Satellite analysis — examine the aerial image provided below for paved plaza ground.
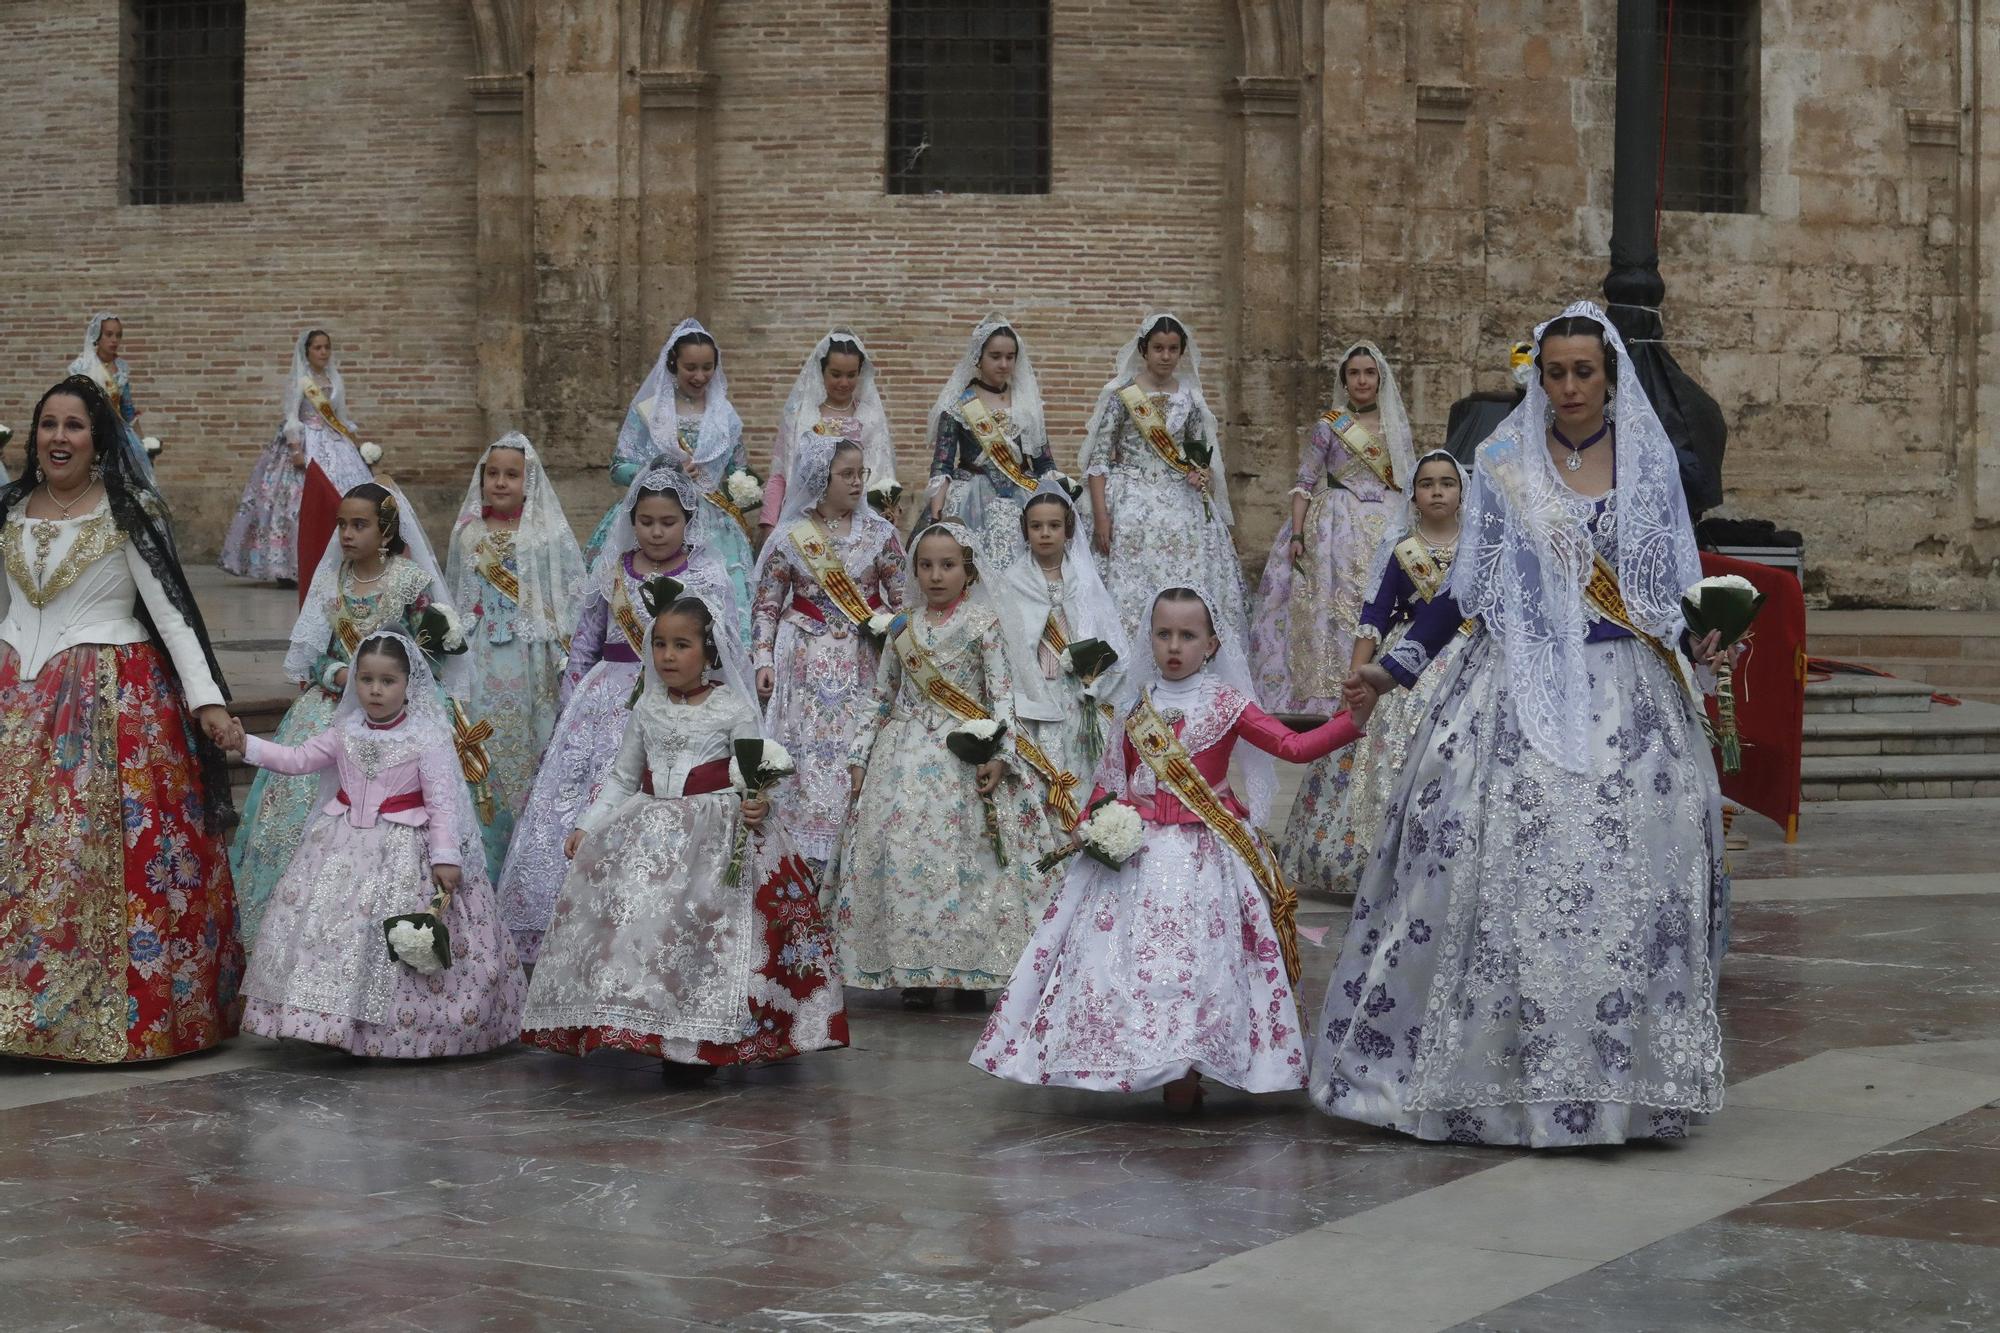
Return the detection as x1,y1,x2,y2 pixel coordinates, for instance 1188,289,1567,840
2,573,1995,1332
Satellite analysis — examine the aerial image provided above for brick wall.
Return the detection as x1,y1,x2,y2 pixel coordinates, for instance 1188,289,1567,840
0,0,480,554
702,0,1231,488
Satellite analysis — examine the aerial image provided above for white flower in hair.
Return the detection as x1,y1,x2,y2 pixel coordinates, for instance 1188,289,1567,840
360,441,384,466
726,469,763,509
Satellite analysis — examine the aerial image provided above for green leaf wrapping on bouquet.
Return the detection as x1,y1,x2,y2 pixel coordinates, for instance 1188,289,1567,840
1065,638,1119,685
381,912,453,970
1055,474,1085,504
867,480,904,512
1680,586,1767,647
408,606,467,659
638,575,687,620
944,720,1010,767
1183,435,1214,470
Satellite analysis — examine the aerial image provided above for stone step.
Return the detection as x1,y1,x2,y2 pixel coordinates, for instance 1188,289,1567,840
1801,699,2000,756
1826,656,2000,691
1803,674,1936,715
1801,751,2000,802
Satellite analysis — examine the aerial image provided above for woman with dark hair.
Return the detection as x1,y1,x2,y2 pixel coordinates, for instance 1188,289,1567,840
763,328,898,539
0,375,243,1062
222,327,363,586
1311,301,1732,1147
66,314,148,473
230,480,465,945
921,314,1056,545
1248,341,1417,713
588,319,752,625
1079,313,1249,648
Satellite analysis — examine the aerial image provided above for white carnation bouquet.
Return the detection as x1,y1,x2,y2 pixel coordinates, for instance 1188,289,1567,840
866,476,904,513
141,435,163,459
865,610,899,642
946,718,1011,867
0,423,12,449
359,441,384,466
726,467,764,511
1682,572,1767,773
726,737,795,885
382,884,453,974
1037,797,1145,874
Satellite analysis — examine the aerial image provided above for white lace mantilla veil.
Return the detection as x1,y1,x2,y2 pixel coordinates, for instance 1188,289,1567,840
990,477,1127,715
614,317,739,484
1334,339,1417,492
67,310,154,483
1094,581,1275,825
772,327,892,488
634,590,759,735
587,460,738,612
1444,297,1703,774
282,325,348,444
922,313,1049,503
445,432,587,645
327,628,486,875
1359,448,1467,608
905,517,1061,726
750,429,897,595
1081,311,1233,525
287,480,468,696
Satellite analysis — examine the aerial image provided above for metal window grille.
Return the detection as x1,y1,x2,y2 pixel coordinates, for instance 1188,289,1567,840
1658,0,1759,214
125,0,245,205
887,0,1050,195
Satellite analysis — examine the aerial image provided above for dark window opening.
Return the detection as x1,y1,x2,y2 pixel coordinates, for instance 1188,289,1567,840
125,0,245,206
888,0,1050,195
1659,0,1759,214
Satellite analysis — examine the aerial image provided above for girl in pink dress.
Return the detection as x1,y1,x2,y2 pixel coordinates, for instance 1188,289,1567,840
233,629,526,1057
972,584,1368,1111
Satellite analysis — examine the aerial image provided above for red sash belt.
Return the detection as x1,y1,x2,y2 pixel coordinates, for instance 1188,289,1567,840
638,757,733,798
336,788,426,815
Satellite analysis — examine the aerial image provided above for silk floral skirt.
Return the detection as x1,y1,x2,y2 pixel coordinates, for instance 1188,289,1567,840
972,821,1308,1093
230,685,341,947
243,815,525,1057
1307,634,1729,1147
220,430,306,582
520,791,847,1066
0,642,243,1063
1247,486,1396,713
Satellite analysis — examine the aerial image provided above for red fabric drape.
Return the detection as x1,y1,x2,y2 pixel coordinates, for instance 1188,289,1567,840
296,463,342,607
1700,551,1806,841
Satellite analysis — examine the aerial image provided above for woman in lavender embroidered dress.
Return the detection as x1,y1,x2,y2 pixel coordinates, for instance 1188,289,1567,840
1310,302,1732,1148
496,464,737,962
1081,313,1248,649
751,434,904,878
972,584,1366,1111
761,329,899,542
444,433,585,879
1248,342,1415,713
920,314,1055,548
221,328,336,585
586,320,753,631
233,630,525,1057
1281,450,1466,896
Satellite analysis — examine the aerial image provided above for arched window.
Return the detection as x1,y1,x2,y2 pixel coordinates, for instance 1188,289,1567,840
887,0,1051,195
124,0,246,206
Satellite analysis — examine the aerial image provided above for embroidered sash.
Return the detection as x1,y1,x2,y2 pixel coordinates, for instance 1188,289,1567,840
300,377,363,449
1039,607,1070,659
1322,409,1398,491
893,619,1080,824
610,572,649,657
1124,691,1301,984
475,531,521,606
1583,555,1689,693
1391,535,1451,602
788,519,877,628
960,397,1035,491
1117,384,1195,481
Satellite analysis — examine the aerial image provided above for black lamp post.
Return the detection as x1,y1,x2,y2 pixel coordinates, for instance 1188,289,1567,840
1604,0,1727,517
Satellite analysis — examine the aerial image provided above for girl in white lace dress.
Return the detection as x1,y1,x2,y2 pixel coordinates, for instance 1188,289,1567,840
1081,313,1249,647
521,593,847,1078
834,520,1062,1010
972,585,1365,1111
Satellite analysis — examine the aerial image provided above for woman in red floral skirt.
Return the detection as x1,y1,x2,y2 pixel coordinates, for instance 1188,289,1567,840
0,375,243,1062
